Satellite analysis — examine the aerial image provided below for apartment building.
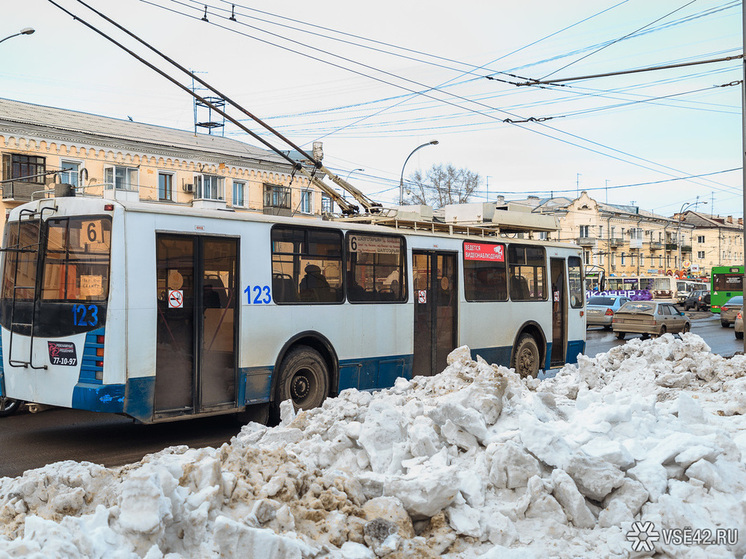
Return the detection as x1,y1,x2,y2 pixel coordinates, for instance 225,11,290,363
505,191,742,278
0,98,329,228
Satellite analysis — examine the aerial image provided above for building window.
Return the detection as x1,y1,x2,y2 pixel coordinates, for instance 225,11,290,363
697,251,705,259
697,235,705,243
2,153,46,184
621,252,626,266
579,225,589,237
264,184,291,209
60,160,80,188
233,181,245,207
104,166,138,190
321,194,333,213
158,173,173,201
640,254,645,266
299,189,313,214
195,174,223,200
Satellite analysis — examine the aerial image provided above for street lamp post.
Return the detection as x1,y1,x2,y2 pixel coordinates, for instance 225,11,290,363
345,168,364,182
399,140,438,206
0,27,35,46
677,201,706,274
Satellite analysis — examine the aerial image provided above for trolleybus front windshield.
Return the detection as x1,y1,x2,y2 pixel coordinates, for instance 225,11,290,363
1,216,112,336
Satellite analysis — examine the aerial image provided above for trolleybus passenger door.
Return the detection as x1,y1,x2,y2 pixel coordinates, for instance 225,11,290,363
155,235,237,417
550,258,567,367
412,251,458,377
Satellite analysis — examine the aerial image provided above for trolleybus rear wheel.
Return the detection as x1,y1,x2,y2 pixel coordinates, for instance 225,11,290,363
511,334,540,378
0,397,23,417
273,345,329,420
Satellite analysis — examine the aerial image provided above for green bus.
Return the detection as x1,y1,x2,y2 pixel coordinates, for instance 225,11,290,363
710,266,744,313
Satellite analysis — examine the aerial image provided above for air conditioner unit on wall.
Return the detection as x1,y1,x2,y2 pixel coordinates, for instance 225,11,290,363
183,181,194,193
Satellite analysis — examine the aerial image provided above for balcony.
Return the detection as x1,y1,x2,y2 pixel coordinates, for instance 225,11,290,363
665,243,678,252
576,236,597,248
608,237,624,248
2,180,45,202
649,241,663,251
629,238,643,250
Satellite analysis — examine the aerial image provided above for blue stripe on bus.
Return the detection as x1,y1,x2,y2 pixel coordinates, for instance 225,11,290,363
240,367,272,405
72,382,125,413
566,340,585,364
470,346,513,368
0,336,4,398
124,376,155,422
338,355,412,391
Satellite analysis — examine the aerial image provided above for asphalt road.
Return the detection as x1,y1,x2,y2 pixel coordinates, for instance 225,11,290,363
2,310,740,478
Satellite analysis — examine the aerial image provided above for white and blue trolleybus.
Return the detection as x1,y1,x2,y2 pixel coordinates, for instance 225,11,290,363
0,196,586,423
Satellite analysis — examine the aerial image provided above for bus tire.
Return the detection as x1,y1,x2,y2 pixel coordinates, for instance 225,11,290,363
272,345,329,420
0,397,23,417
511,335,540,379
616,332,625,340
721,320,730,328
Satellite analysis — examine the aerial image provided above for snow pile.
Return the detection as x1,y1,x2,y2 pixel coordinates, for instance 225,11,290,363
0,333,745,558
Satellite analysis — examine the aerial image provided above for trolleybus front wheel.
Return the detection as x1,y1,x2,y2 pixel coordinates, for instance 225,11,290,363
511,334,540,378
272,345,329,421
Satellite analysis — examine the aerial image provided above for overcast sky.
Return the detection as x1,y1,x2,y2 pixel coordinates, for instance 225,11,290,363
2,0,742,217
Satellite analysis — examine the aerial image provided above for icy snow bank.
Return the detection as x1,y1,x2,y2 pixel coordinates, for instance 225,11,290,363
0,333,745,558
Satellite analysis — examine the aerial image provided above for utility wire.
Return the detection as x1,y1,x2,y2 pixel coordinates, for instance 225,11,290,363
143,0,737,194
538,0,697,81
518,54,744,86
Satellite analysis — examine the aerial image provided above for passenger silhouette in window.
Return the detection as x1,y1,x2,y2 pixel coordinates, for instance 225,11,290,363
300,264,330,301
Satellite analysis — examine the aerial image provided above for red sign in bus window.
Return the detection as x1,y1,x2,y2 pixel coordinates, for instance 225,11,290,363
464,242,504,262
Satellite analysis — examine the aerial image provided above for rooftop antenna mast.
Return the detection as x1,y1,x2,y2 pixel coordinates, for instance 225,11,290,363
192,72,225,136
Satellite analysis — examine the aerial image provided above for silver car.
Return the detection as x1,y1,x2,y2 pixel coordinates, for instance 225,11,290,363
586,295,631,329
720,296,743,328
612,301,691,340
735,311,743,340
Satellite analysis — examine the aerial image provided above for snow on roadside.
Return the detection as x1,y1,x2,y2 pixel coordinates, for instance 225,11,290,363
0,333,745,558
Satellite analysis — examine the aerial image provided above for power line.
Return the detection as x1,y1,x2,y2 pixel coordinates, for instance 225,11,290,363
518,54,744,86
538,0,698,81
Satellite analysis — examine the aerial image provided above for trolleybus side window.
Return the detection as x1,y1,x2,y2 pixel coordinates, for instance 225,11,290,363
271,226,343,304
2,220,41,301
508,245,546,301
346,233,407,303
568,256,584,308
463,241,507,302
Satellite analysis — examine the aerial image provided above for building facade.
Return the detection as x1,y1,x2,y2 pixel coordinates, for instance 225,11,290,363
0,98,330,228
506,192,743,279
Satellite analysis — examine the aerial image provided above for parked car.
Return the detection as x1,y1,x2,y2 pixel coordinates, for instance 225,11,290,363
612,300,691,340
735,311,743,340
683,290,710,311
0,396,24,417
719,296,743,327
586,295,631,329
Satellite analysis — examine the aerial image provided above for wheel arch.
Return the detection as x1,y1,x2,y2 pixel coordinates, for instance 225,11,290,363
270,331,339,403
511,321,547,370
